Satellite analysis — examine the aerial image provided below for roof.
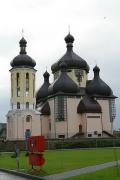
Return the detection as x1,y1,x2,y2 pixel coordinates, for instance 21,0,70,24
10,37,36,68
40,101,51,115
77,96,102,113
86,65,114,97
36,71,50,104
49,62,79,95
51,33,89,73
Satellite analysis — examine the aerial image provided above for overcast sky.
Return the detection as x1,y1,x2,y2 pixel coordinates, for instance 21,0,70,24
0,0,119,129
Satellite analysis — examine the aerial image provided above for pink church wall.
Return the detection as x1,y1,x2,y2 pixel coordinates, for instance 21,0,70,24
67,98,81,137
97,99,112,133
48,99,55,138
41,115,50,138
55,121,67,138
49,97,82,138
7,111,42,140
80,113,86,134
30,115,41,136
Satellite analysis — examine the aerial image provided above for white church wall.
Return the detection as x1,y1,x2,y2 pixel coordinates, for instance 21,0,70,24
86,113,102,138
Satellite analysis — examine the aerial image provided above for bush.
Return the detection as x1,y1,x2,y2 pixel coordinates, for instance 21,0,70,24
54,138,120,149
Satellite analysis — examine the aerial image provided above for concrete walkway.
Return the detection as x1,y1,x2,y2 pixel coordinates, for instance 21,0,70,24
0,171,29,180
44,160,120,180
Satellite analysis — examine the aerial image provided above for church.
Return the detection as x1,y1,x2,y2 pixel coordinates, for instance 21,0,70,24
6,32,116,140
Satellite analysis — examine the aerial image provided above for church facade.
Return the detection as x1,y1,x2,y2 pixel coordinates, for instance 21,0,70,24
7,33,116,140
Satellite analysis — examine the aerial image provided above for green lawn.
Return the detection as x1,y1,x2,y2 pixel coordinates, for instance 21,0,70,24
65,166,120,180
0,148,120,176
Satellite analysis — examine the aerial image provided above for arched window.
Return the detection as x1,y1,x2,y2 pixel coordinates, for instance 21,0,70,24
11,103,13,110
26,115,32,122
55,96,67,121
17,73,20,97
33,74,35,97
11,74,13,97
79,124,82,133
33,104,35,109
17,73,20,86
26,102,29,109
26,73,29,96
17,102,20,109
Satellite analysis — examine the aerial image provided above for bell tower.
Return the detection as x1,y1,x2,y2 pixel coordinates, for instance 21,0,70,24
7,36,41,140
10,37,36,111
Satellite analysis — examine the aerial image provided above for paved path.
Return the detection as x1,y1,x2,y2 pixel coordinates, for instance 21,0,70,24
44,160,120,180
0,171,29,180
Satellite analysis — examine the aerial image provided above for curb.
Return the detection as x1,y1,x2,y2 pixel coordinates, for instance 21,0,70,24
0,168,47,180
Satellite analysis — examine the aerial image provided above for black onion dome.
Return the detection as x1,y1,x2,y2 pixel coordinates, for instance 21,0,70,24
10,37,36,68
40,101,51,115
64,33,74,43
51,33,89,73
19,37,27,49
77,96,102,113
36,71,50,104
49,62,79,95
86,65,113,96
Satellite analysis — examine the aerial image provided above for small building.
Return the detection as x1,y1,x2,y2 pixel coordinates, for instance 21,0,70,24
7,33,117,140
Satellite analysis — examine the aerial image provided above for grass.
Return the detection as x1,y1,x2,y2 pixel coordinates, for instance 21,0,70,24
65,166,120,180
0,148,120,176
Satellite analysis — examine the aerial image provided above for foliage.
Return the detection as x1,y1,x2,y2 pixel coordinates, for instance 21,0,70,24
54,139,120,149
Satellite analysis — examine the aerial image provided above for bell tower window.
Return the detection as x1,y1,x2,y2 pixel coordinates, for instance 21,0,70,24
33,74,35,97
11,74,13,97
17,73,20,97
17,102,20,109
26,73,29,96
26,102,29,109
26,115,32,122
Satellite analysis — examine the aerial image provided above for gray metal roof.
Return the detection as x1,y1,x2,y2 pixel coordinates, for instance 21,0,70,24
10,37,36,68
86,66,113,97
51,33,89,73
77,96,102,113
